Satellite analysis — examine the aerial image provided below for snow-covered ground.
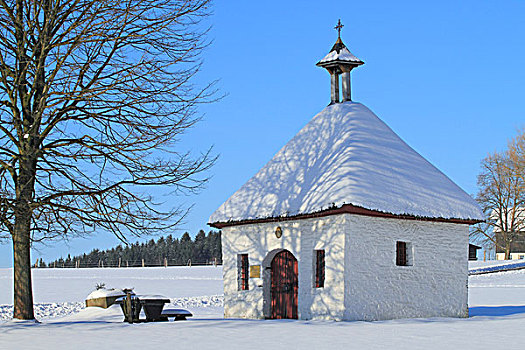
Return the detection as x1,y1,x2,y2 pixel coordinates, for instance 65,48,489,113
1,263,525,349
0,265,223,304
0,266,224,322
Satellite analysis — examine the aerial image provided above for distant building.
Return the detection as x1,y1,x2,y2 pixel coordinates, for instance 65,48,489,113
209,22,483,321
493,209,525,260
469,244,481,261
496,232,525,260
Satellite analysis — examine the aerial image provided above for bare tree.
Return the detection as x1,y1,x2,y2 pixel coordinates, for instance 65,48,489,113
509,128,524,184
472,130,525,259
0,0,216,319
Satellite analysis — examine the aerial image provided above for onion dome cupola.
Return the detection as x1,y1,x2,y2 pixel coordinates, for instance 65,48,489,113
316,20,364,104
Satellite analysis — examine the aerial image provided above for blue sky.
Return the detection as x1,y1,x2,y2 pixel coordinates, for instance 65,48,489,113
1,0,524,267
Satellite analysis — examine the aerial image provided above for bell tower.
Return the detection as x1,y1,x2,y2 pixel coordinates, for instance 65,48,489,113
316,20,364,104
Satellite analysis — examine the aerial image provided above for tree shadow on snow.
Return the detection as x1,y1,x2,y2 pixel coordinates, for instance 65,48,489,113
469,305,525,317
0,319,122,334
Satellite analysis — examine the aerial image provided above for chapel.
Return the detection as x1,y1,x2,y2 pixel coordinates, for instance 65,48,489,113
208,21,483,321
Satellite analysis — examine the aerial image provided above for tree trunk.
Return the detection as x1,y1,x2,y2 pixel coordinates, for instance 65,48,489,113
12,160,36,320
12,211,34,320
505,240,511,260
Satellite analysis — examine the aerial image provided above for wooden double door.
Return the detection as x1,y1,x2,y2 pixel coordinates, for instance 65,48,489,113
270,250,298,319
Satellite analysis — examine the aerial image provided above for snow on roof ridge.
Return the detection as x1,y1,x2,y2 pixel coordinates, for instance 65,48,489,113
209,102,484,224
318,45,363,64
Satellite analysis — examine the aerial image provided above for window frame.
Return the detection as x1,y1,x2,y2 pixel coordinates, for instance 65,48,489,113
396,241,414,266
314,249,325,288
396,241,407,266
238,254,249,291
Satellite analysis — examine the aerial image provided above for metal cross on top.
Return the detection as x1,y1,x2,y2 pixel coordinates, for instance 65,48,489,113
334,19,344,38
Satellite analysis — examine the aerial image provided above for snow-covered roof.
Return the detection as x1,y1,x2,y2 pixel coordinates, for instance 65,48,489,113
318,45,363,65
317,38,364,66
491,208,525,232
209,102,484,225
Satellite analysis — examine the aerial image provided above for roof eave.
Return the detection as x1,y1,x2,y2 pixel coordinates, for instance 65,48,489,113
208,203,484,229
316,59,365,68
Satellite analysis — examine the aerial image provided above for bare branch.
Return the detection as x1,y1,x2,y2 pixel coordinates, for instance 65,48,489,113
0,0,217,319
473,130,525,259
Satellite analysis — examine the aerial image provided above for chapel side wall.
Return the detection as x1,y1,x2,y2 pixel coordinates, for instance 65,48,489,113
344,215,469,321
221,225,264,319
303,216,346,320
221,216,346,320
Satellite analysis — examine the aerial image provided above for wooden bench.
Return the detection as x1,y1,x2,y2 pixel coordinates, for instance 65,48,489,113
116,294,193,323
160,308,193,321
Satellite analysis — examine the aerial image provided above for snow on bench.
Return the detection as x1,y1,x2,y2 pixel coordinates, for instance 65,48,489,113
161,308,193,321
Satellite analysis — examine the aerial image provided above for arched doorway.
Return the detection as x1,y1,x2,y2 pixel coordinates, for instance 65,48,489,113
270,250,298,319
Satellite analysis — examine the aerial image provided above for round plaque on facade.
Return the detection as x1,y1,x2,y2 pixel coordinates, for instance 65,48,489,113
275,226,282,239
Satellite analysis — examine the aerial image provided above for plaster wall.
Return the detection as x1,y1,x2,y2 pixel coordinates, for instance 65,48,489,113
221,215,347,320
221,214,469,321
344,215,469,321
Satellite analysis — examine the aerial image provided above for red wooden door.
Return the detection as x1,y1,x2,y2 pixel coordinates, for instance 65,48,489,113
271,250,298,319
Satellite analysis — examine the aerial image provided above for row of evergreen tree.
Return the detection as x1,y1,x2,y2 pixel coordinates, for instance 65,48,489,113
39,230,222,268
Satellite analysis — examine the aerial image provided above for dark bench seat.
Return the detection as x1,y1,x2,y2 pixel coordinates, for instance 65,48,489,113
161,308,193,321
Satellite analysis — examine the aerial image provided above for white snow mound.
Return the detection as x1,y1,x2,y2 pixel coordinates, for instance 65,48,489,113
209,102,483,224
86,288,126,300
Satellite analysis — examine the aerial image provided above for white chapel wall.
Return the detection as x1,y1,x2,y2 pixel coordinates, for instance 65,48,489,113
221,213,469,321
344,215,469,321
221,215,347,320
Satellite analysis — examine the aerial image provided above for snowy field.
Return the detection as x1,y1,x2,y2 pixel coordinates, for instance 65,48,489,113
1,263,525,349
